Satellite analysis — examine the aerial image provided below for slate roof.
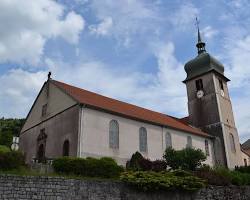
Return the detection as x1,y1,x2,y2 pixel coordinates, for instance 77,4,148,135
52,80,211,138
242,139,250,150
183,52,230,82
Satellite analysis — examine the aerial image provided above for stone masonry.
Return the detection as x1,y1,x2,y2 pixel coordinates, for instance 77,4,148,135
0,175,249,200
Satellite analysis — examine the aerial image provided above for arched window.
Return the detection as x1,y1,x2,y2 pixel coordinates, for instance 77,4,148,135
109,120,119,149
229,133,236,153
165,132,172,148
139,127,147,152
205,140,210,156
186,136,192,148
37,144,45,163
63,140,70,156
244,159,247,167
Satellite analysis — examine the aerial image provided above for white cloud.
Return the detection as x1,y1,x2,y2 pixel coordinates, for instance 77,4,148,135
170,3,199,30
89,17,113,36
88,0,159,46
0,69,47,118
0,0,84,65
201,26,218,39
1,41,187,119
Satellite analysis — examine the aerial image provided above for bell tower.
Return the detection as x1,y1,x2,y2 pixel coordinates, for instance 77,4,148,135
183,23,242,168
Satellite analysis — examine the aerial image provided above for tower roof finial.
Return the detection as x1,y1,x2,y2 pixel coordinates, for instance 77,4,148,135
195,17,206,54
48,71,52,80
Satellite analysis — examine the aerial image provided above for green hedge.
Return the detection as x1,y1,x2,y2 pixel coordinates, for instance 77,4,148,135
120,170,206,192
53,157,124,178
195,167,250,186
0,151,25,170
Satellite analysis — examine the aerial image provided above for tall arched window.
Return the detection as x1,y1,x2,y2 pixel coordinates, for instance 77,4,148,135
109,120,119,149
165,132,172,148
63,140,70,156
244,159,247,167
186,136,192,148
205,140,210,156
229,133,236,153
139,127,147,152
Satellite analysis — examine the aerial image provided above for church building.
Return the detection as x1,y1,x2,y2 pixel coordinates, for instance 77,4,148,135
19,29,249,169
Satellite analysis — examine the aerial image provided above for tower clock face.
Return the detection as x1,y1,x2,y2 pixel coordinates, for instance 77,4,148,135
197,90,204,98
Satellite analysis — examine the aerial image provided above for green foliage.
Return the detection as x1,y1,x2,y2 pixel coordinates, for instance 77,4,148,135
194,167,231,186
0,151,25,170
235,165,250,174
0,118,25,147
126,151,144,170
0,145,10,153
195,166,250,186
163,147,206,171
53,156,124,178
126,151,167,172
120,170,206,192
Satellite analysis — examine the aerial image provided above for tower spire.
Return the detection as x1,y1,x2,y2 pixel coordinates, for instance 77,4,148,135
195,17,206,55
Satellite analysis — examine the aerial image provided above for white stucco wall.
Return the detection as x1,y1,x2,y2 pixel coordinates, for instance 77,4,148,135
21,81,76,132
79,107,214,166
241,151,250,166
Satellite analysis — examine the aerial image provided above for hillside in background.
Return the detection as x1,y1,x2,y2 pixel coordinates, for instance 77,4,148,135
0,118,25,147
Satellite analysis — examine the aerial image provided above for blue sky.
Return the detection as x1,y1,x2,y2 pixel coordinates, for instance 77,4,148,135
0,0,250,142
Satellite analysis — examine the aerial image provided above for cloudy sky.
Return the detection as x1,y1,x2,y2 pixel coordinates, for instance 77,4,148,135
0,0,249,142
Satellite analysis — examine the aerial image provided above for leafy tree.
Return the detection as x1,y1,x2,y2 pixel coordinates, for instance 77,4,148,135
164,147,206,171
0,118,25,147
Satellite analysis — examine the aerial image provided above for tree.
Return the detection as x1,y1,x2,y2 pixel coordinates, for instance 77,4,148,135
164,147,206,171
0,118,25,147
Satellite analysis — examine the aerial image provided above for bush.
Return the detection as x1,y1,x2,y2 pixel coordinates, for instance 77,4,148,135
53,157,124,178
126,151,144,171
0,145,10,153
194,166,250,186
194,169,231,186
126,152,167,172
151,160,167,172
0,151,25,170
163,147,206,171
120,170,206,192
235,166,250,174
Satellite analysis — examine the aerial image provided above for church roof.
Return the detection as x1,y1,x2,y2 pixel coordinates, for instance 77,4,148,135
184,52,228,82
242,139,250,150
183,23,229,83
51,80,211,138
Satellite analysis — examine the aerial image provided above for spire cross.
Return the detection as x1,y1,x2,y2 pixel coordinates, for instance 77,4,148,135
195,17,206,54
48,71,52,80
195,17,200,31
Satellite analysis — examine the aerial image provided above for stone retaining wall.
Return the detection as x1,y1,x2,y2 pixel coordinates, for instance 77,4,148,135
0,175,249,200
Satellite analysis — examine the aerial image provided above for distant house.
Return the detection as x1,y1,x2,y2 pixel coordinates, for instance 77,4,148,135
242,139,250,166
19,29,249,168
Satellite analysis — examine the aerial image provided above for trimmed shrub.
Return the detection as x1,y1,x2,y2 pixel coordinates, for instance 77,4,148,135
127,152,167,172
0,151,25,170
120,170,206,192
163,147,206,171
53,156,124,178
126,151,144,171
151,160,167,172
